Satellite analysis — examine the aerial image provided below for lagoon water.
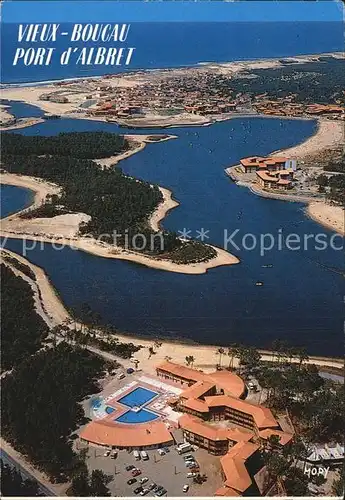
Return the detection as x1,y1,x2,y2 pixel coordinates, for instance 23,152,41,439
2,16,344,354
2,113,344,356
1,184,34,218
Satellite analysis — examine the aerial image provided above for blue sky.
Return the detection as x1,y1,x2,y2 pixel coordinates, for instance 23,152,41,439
2,1,344,23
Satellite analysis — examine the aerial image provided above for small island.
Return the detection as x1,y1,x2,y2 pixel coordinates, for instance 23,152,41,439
1,131,238,273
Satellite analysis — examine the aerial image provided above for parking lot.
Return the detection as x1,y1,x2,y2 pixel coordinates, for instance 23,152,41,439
83,432,223,496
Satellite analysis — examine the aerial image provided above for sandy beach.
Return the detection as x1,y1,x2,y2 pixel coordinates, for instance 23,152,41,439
307,202,345,236
1,171,239,274
274,119,344,159
0,172,61,209
94,134,177,169
150,187,179,232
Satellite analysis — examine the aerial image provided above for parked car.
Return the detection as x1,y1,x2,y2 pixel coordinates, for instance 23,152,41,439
163,447,170,453
148,483,157,491
126,465,135,471
186,462,197,468
140,477,149,484
127,478,137,485
190,467,200,473
140,451,149,461
133,450,141,460
132,469,142,477
184,455,194,461
187,472,197,478
134,486,143,495
140,488,149,496
127,367,134,374
157,448,165,456
183,485,189,493
117,373,125,380
103,450,110,457
153,485,163,493
110,450,117,459
155,488,167,496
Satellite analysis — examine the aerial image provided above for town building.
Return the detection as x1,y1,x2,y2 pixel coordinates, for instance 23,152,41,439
240,156,291,174
256,169,294,190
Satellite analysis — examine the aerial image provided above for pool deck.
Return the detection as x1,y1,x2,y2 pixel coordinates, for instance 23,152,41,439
80,379,178,449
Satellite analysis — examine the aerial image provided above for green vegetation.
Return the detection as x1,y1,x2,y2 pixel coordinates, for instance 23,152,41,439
0,460,41,497
1,131,128,159
1,263,48,372
2,253,36,280
67,469,112,497
2,132,214,264
229,57,345,104
1,343,105,481
169,240,216,264
317,174,345,205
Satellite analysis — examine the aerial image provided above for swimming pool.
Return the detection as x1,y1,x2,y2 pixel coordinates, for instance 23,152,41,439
118,387,158,408
115,408,159,424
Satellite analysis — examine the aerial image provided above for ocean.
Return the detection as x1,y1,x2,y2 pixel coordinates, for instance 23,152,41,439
2,21,344,84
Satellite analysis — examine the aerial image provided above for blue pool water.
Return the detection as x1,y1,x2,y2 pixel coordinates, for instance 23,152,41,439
106,406,115,414
118,387,158,408
115,409,159,424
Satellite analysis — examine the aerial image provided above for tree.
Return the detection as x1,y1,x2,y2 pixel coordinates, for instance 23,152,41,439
238,346,261,375
331,465,344,497
0,460,41,497
216,348,225,367
148,346,155,358
69,471,91,496
89,470,112,496
68,469,112,497
296,348,309,369
227,343,238,370
284,468,309,496
185,355,195,367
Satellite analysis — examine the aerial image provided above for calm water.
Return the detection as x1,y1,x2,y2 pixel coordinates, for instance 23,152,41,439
1,184,34,218
2,111,344,355
2,21,344,83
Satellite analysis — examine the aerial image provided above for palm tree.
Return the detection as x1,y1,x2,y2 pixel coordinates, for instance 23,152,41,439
185,355,195,367
297,348,309,370
133,359,140,371
216,348,225,368
227,343,238,370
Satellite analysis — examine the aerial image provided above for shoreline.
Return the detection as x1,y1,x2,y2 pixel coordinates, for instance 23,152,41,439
1,248,343,370
226,117,344,235
2,51,343,89
0,172,239,275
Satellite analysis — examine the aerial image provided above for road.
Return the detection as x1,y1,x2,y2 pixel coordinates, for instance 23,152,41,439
0,448,57,497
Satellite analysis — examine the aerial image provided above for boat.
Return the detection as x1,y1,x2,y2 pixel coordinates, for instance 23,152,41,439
261,264,273,268
255,281,264,286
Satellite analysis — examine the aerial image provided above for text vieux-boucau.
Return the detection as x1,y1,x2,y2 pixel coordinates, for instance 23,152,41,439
13,23,135,66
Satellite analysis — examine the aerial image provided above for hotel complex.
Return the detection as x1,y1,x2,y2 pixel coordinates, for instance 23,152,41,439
238,156,297,191
80,361,293,496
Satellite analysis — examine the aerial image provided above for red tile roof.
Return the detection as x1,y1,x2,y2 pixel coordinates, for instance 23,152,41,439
258,428,293,446
157,361,245,399
204,395,278,430
79,420,173,448
179,414,229,442
220,442,260,493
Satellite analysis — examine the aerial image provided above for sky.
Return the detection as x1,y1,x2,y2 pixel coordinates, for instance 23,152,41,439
2,1,345,23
